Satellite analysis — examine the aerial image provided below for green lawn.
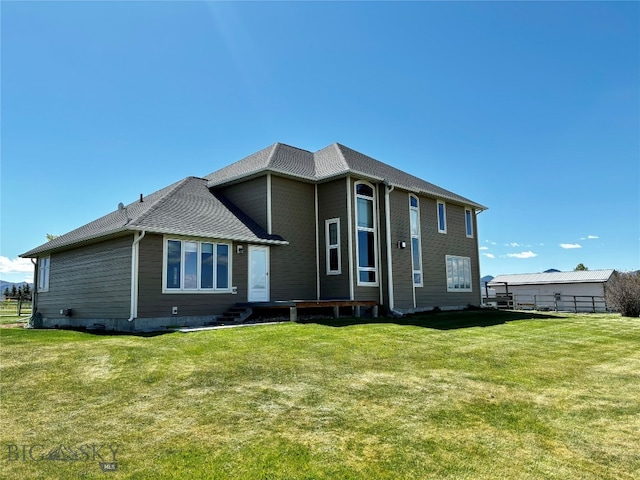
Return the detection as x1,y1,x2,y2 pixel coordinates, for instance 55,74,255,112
1,311,638,479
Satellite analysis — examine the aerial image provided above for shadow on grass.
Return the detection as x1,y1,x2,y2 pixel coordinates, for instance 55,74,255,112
297,309,566,330
54,325,174,337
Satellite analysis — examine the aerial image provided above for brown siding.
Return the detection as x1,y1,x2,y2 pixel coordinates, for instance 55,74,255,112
219,176,268,232
269,176,317,300
415,199,481,308
37,235,132,320
317,179,350,299
137,233,243,318
388,189,414,309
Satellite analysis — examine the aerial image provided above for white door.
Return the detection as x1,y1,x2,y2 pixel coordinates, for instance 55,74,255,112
248,245,269,302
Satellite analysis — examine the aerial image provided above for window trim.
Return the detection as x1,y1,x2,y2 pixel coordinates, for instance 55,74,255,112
409,195,423,287
325,218,342,275
437,201,447,234
355,181,378,286
465,208,474,238
37,256,50,292
445,255,472,292
162,237,232,294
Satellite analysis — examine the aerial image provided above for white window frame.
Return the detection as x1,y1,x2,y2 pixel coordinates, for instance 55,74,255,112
409,195,423,287
163,237,232,293
37,256,50,292
437,201,447,234
446,255,472,292
465,208,474,238
355,181,378,286
325,218,341,275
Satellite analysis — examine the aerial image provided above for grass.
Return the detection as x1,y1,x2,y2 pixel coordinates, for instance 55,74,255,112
1,310,639,479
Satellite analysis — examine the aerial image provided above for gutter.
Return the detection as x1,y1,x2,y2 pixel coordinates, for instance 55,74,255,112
127,230,146,322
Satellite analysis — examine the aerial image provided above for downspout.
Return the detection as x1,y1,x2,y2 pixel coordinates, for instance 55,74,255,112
384,182,396,312
375,183,384,305
315,184,320,301
128,230,146,322
266,173,272,235
30,258,38,316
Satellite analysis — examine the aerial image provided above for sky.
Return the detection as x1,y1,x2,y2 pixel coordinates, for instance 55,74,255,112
1,1,639,284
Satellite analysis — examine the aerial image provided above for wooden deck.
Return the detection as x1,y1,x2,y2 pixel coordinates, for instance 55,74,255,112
236,300,379,321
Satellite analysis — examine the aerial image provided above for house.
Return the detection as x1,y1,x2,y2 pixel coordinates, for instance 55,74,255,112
487,269,614,312
20,142,487,331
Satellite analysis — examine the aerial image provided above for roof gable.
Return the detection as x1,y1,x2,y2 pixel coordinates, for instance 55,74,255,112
206,142,487,209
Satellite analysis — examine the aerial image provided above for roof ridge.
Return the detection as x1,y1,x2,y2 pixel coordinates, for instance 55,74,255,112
327,143,350,172
129,177,197,228
265,143,281,169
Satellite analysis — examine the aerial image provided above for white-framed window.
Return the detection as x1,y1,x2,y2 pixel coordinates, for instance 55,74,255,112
465,208,474,238
355,181,378,285
37,256,50,292
325,218,341,275
409,195,423,287
437,201,447,233
446,255,472,292
164,238,231,292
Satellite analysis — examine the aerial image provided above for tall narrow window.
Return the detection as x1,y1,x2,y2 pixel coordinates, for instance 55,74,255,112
410,195,423,286
166,240,182,289
465,208,474,238
437,201,447,233
37,256,50,292
326,218,341,275
184,241,198,289
355,182,378,285
446,255,472,292
216,244,229,289
165,238,231,292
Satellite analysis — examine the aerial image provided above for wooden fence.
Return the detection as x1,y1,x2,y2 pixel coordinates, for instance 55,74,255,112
483,293,608,313
0,299,33,316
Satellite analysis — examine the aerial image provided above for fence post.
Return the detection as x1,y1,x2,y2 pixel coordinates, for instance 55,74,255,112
573,296,577,313
592,296,596,313
534,295,537,310
17,298,22,316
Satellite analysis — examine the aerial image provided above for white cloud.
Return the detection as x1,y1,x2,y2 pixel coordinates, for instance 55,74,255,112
479,246,489,251
506,251,538,259
560,243,582,249
587,235,599,239
506,242,521,247
485,240,497,245
483,253,495,259
0,256,34,274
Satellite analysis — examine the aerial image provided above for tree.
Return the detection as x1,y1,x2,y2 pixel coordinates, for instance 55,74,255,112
605,271,640,317
574,263,588,271
3,287,9,299
46,234,58,241
23,283,31,298
10,285,17,298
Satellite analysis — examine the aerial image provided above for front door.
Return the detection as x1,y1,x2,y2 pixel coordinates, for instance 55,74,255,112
248,245,269,302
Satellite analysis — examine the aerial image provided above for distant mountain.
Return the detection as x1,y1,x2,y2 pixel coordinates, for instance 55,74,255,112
0,280,33,294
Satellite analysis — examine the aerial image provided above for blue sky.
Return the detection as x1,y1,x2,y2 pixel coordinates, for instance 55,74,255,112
1,1,638,283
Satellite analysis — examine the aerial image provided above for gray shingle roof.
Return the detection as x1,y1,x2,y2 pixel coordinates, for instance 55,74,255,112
488,270,615,286
205,142,487,210
21,177,287,257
